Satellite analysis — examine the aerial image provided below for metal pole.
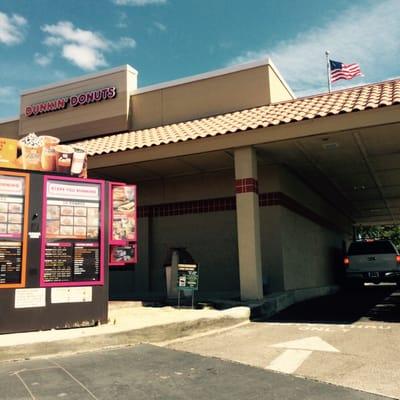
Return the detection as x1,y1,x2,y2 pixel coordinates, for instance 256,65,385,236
178,289,181,309
325,50,331,93
191,290,194,309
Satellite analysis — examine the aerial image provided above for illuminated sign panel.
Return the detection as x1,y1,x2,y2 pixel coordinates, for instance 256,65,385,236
25,87,117,117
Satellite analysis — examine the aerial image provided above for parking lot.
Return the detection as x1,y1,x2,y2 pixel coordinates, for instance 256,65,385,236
168,285,400,399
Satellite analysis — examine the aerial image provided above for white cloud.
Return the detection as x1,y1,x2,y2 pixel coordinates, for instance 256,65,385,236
34,52,53,67
41,21,136,71
112,0,166,5
63,44,107,70
154,21,166,31
0,12,27,45
42,21,108,50
229,0,400,95
113,36,136,49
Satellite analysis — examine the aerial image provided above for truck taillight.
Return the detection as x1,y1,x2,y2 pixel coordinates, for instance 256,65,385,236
344,257,350,266
396,255,400,264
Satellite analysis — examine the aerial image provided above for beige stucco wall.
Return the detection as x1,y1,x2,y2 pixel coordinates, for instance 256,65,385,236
19,66,137,141
130,64,292,131
138,169,235,205
0,119,18,139
267,66,295,104
258,164,352,232
280,208,343,290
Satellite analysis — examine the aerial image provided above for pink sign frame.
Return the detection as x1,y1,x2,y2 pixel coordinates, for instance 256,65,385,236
40,175,105,287
109,182,137,266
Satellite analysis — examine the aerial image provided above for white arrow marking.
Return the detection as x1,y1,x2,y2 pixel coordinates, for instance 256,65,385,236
271,336,339,352
267,349,312,374
266,336,339,374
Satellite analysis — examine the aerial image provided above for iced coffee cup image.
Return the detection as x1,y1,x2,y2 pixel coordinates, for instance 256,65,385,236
19,133,44,171
55,144,74,174
71,147,86,176
41,136,60,171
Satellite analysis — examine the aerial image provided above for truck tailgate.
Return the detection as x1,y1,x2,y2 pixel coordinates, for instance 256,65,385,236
348,254,398,272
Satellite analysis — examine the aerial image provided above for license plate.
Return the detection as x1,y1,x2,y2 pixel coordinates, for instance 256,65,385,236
368,272,379,278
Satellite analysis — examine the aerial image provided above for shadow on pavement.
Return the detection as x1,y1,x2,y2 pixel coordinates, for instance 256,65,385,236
262,285,400,324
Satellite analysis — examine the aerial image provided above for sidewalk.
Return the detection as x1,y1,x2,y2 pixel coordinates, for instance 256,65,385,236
0,302,250,362
0,285,338,363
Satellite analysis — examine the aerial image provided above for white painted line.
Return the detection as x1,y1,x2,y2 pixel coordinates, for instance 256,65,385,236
266,349,312,374
271,336,339,352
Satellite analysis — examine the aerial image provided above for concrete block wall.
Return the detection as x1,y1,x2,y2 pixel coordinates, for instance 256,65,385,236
148,212,239,299
258,163,351,292
280,207,343,290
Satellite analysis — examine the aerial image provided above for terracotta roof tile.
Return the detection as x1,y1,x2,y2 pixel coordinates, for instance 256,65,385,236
76,78,400,156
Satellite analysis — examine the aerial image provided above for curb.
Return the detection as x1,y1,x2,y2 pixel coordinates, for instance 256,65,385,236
0,315,248,363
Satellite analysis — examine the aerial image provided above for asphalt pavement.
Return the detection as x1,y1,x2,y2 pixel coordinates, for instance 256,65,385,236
0,344,390,400
169,285,400,399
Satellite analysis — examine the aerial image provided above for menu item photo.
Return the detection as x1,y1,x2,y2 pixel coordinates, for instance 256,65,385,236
60,216,73,226
60,226,73,236
46,220,60,235
0,224,6,233
74,216,87,226
8,214,22,224
61,206,73,216
47,205,60,220
0,203,7,212
74,207,87,216
8,203,22,213
87,226,98,239
112,185,136,242
0,213,7,223
87,208,99,219
111,245,136,263
8,224,21,234
74,226,86,237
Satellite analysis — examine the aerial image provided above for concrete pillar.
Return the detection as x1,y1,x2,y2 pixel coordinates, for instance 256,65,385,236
234,147,263,300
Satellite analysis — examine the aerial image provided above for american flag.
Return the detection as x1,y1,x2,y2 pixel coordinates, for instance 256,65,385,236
329,60,363,83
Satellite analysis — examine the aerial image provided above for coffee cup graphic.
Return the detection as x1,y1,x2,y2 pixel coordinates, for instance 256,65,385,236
19,134,43,171
41,136,60,171
55,144,74,174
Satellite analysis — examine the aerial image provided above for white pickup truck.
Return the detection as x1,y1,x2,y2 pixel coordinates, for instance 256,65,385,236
345,239,400,287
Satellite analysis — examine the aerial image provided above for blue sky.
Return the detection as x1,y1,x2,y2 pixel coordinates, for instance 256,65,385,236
0,0,399,119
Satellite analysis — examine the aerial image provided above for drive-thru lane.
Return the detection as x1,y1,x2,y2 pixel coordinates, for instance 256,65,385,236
168,285,400,399
0,344,389,400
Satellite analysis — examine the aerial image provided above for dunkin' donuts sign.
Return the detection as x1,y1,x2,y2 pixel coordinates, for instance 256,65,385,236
25,87,117,117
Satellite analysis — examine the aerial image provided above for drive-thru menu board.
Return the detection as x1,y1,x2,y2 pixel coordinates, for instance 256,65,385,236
40,176,104,286
0,171,29,288
109,183,137,266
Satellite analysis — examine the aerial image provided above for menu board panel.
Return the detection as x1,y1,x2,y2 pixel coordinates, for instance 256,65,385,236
0,241,22,284
41,177,104,286
112,185,136,242
0,172,28,288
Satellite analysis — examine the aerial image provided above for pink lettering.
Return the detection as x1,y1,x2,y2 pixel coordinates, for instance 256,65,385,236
70,95,79,107
25,106,33,117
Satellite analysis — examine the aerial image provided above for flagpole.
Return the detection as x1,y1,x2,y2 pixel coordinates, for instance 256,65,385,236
325,50,331,93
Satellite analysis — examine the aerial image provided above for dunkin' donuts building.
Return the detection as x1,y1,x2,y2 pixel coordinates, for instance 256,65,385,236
1,59,400,302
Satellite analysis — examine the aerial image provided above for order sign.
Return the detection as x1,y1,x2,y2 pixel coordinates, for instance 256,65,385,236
112,185,136,241
177,264,199,290
41,177,104,287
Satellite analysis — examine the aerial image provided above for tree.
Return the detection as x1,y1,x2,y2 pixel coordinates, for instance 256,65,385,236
357,225,400,250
